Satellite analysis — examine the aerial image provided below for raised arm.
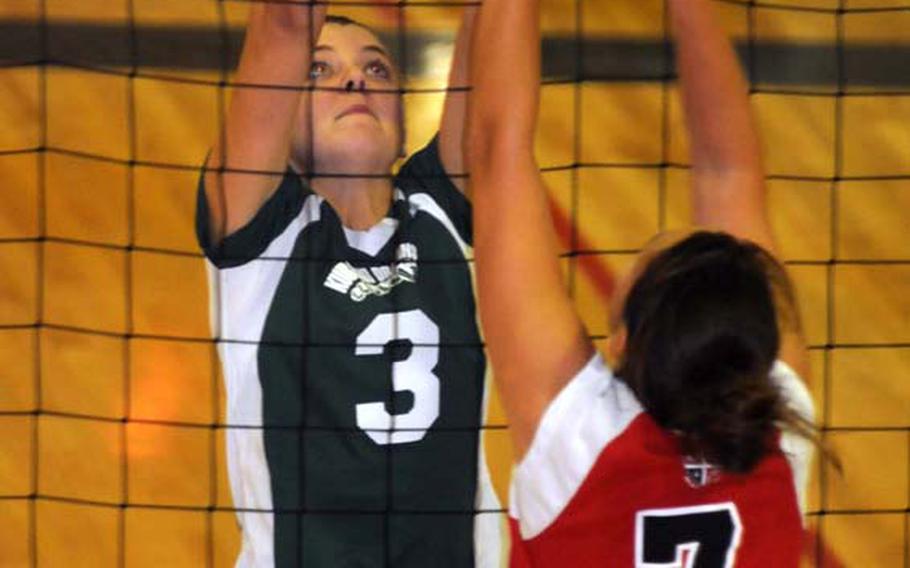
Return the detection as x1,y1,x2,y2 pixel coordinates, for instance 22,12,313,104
671,0,770,249
670,0,809,379
469,0,592,456
437,6,477,194
204,4,326,244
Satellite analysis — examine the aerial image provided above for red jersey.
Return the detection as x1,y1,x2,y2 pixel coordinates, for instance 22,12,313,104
509,355,815,567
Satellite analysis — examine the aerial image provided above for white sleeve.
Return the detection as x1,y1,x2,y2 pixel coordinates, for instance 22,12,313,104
510,353,643,539
771,360,816,515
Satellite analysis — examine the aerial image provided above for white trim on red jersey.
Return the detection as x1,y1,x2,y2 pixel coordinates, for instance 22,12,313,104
510,354,643,539
772,360,815,514
510,354,815,541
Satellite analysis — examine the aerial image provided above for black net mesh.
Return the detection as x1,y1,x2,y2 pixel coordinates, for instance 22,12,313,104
0,0,907,565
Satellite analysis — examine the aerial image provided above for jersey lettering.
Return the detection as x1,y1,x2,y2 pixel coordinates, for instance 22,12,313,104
324,243,420,302
355,309,441,445
635,503,742,568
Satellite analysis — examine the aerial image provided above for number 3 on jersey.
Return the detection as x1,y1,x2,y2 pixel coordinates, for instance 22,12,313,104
355,310,440,445
636,503,742,568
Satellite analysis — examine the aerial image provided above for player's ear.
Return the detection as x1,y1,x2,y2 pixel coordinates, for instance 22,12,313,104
606,325,627,368
398,92,407,158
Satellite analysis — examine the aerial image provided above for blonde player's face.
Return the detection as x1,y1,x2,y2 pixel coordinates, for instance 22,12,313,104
293,23,402,174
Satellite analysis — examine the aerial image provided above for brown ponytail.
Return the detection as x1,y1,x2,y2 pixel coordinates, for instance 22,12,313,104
617,231,810,473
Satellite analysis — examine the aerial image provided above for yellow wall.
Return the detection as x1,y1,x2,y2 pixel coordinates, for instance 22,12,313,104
0,1,907,566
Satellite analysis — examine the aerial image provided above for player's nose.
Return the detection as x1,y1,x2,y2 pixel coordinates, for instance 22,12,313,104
341,65,367,93
344,78,366,92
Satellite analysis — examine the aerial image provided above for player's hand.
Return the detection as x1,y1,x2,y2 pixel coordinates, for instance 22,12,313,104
261,0,327,35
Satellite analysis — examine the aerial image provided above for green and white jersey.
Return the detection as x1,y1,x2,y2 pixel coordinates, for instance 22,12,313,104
197,139,503,567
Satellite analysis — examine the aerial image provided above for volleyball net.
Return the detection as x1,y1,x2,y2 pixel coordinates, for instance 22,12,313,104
0,0,908,565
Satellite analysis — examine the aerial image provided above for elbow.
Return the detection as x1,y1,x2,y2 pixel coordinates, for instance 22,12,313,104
467,124,501,174
689,148,765,190
468,117,534,177
689,127,764,178
690,158,764,189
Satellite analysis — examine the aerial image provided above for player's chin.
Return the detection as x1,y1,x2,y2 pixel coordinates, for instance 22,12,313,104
338,126,397,154
317,132,399,172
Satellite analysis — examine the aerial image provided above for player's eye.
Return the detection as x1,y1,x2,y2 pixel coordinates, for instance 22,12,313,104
309,61,331,80
365,60,391,80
